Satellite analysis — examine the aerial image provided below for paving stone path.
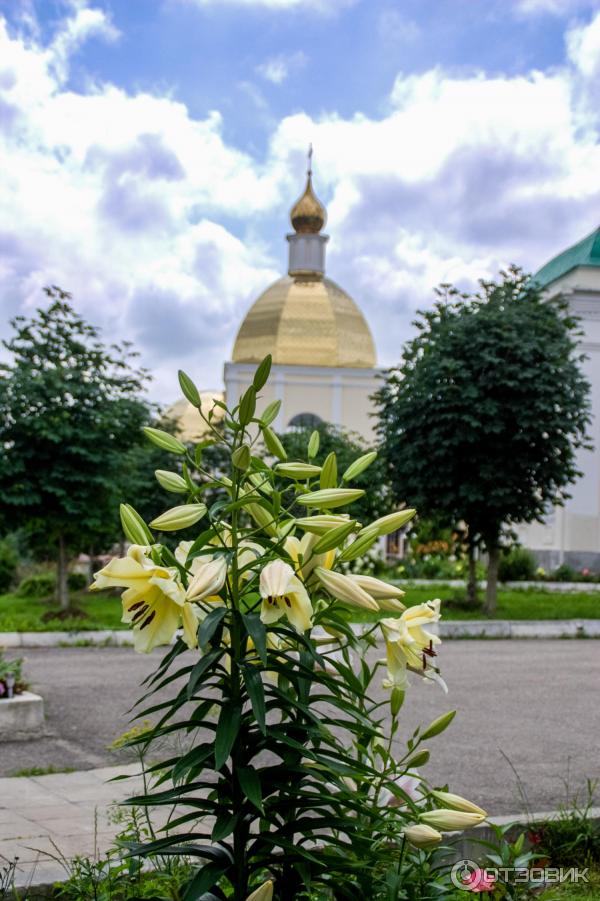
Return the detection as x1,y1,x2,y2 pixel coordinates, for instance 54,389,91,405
1,642,598,888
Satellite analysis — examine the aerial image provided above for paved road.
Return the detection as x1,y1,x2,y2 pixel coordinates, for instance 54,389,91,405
2,642,599,815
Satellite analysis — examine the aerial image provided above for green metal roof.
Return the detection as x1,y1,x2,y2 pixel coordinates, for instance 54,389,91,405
533,227,600,288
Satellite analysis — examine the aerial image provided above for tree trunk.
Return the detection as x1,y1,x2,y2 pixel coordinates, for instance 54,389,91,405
484,543,500,617
466,541,479,605
88,547,95,586
57,534,69,610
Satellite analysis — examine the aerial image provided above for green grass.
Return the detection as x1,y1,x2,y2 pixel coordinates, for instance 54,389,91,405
539,865,600,899
0,584,599,633
8,764,76,777
348,583,600,623
0,588,124,632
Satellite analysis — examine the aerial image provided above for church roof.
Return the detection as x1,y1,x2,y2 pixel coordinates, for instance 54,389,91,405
534,226,600,288
231,275,376,369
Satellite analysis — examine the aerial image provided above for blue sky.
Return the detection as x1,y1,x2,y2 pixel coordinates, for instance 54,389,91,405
2,0,600,401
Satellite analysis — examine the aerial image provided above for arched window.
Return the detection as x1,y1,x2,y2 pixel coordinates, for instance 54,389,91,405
287,412,323,430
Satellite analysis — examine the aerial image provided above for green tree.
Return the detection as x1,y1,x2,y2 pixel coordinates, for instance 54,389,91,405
279,420,390,525
0,288,150,608
375,267,591,614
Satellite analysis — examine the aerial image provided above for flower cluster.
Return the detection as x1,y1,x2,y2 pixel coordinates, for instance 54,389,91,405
92,357,488,900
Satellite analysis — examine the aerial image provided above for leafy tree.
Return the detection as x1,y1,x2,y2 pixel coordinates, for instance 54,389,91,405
0,288,150,608
279,420,390,525
375,267,591,614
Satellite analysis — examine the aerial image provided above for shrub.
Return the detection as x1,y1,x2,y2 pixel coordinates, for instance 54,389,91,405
498,547,537,582
16,572,55,598
551,563,579,583
67,572,88,591
0,539,18,593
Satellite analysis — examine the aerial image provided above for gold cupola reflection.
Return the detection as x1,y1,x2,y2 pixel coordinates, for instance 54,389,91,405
225,149,379,438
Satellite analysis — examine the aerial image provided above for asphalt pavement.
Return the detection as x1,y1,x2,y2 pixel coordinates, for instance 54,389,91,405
1,641,598,815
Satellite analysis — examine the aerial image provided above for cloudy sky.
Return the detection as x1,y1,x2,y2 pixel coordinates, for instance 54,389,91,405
2,0,600,402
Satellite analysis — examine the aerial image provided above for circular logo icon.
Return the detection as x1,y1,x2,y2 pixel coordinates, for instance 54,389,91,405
451,859,479,890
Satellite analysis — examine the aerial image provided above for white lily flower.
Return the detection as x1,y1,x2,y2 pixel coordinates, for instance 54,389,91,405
260,560,313,632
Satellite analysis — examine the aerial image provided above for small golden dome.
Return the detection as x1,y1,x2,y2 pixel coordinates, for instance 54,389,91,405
290,150,327,234
231,276,376,368
163,392,225,443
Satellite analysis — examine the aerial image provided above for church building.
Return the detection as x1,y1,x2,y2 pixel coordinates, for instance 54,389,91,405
516,229,600,569
224,159,379,440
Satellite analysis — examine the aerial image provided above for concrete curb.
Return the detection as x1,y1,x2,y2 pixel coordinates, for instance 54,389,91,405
402,578,600,593
0,630,134,648
436,618,600,638
2,619,600,647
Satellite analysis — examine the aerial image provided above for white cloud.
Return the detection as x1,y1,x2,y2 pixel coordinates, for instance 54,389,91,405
4,3,600,397
0,8,282,401
515,0,594,15
257,51,307,84
377,9,420,43
175,0,355,12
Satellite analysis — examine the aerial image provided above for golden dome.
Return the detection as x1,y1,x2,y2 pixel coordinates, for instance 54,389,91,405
232,276,376,368
290,172,327,234
163,391,225,443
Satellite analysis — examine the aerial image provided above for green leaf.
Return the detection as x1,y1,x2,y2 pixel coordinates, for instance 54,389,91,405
214,701,241,769
178,370,201,407
143,427,186,455
187,648,223,698
183,860,228,901
312,520,357,554
260,399,281,427
252,354,272,391
239,386,257,426
242,613,267,665
320,452,338,489
338,530,378,562
242,665,266,734
211,812,238,842
237,765,264,813
420,710,456,740
198,606,227,650
119,503,154,545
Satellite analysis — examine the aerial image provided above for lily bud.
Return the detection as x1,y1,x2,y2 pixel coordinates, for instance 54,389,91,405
367,508,416,536
149,504,207,532
294,514,352,535
186,556,228,601
120,503,153,546
246,880,273,901
430,790,486,817
420,809,486,831
315,567,379,611
403,824,443,849
155,470,188,494
275,462,322,479
347,574,405,600
298,488,365,509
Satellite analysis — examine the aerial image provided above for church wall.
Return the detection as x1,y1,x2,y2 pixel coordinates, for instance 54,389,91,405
516,275,600,568
224,362,379,441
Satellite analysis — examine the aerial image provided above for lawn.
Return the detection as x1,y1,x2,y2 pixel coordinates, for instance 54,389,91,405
0,589,123,632
0,583,599,632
